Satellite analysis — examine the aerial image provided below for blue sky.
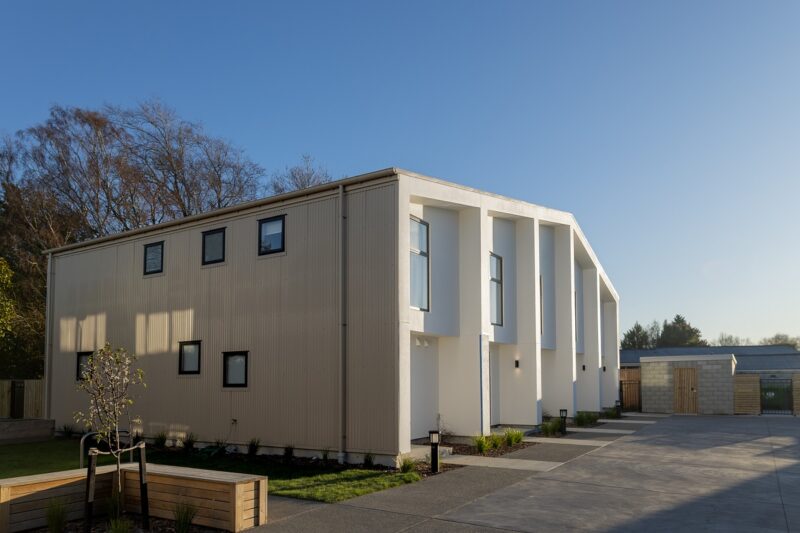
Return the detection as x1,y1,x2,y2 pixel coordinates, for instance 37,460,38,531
1,1,798,341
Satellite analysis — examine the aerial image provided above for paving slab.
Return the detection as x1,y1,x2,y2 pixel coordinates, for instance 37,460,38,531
567,426,635,434
266,496,324,523
561,431,621,441
442,454,561,472
623,412,670,418
341,466,532,518
524,436,610,446
597,418,655,424
255,504,425,532
402,518,512,532
504,443,594,463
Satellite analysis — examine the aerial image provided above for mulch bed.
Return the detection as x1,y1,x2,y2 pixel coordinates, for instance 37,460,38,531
444,440,535,457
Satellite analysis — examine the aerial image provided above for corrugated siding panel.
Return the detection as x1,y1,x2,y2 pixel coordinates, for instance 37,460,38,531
50,181,398,455
346,185,399,454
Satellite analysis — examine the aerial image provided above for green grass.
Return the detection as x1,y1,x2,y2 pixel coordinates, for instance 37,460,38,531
0,439,420,503
0,438,116,478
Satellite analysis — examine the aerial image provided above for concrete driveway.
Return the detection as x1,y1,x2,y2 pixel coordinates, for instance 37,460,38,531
258,415,800,532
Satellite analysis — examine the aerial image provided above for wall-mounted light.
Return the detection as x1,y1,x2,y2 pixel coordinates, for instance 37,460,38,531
582,364,586,371
603,366,607,372
515,360,520,369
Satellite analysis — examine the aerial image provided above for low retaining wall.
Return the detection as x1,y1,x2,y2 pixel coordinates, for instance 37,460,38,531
0,419,54,444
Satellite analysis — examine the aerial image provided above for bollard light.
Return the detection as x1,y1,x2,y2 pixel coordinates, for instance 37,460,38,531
429,430,440,473
615,399,622,418
559,409,568,435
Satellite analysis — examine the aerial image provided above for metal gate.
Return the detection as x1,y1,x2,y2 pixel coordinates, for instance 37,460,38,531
761,378,793,414
620,368,641,411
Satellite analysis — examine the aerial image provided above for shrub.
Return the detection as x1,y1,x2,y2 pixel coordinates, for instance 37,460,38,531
473,435,490,455
490,434,504,449
183,432,197,453
60,424,75,438
399,455,416,473
108,518,133,533
248,437,261,456
363,452,374,467
321,448,330,461
574,411,599,427
539,419,561,437
284,445,294,463
504,428,524,446
46,498,66,532
173,500,198,533
603,407,621,419
154,431,168,449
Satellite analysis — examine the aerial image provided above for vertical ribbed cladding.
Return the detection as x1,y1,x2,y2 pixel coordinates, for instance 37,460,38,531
345,183,400,455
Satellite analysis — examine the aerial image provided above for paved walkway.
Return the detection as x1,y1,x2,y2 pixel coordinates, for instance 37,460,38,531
258,415,800,531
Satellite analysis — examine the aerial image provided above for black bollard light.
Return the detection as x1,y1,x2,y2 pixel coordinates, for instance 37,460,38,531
429,430,440,474
559,409,568,435
615,400,622,418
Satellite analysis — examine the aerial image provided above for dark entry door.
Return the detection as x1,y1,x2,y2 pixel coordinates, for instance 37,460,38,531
761,378,792,414
10,380,24,418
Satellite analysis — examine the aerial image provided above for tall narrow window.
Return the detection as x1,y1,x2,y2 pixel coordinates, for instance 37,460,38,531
202,228,226,265
144,241,163,275
410,217,429,311
76,351,92,381
490,253,503,326
179,341,201,375
223,351,248,387
258,215,285,255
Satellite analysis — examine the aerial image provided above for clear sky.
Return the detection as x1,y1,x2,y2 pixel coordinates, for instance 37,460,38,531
1,1,798,341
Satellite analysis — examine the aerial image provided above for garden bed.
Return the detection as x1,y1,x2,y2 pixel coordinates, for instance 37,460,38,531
446,440,534,457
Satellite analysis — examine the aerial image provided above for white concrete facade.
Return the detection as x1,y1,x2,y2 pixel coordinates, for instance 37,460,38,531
403,171,619,439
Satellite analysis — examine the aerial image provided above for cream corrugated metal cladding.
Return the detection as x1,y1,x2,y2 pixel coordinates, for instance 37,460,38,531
48,176,401,456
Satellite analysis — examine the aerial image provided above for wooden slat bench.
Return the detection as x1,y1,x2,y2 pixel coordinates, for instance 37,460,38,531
0,465,117,532
0,463,267,532
121,464,267,532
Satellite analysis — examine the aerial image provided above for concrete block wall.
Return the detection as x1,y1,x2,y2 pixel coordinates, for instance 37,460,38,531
641,357,735,415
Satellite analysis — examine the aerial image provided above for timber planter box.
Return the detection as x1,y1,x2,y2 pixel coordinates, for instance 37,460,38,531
122,463,267,532
0,463,267,532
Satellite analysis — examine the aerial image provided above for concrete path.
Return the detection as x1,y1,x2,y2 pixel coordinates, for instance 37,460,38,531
442,454,561,472
524,436,612,447
597,418,656,424
567,426,635,435
257,415,800,531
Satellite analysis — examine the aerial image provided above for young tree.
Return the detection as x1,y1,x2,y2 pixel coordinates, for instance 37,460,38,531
657,314,708,347
0,258,16,340
74,343,146,493
621,322,651,349
268,154,332,195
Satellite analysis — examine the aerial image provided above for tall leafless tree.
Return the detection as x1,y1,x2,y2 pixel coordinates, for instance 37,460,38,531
268,153,332,195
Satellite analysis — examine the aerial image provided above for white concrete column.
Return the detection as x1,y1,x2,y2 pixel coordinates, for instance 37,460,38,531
549,225,577,416
577,269,602,412
438,206,491,436
601,299,620,408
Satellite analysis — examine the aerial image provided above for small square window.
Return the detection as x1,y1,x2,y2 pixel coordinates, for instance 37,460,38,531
202,228,226,265
179,341,201,375
144,242,164,275
258,215,285,255
223,351,248,387
76,351,92,381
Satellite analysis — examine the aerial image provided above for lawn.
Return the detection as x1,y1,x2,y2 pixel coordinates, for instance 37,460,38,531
0,438,420,503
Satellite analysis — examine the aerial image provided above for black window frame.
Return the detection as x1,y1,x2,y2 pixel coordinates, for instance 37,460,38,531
490,252,503,326
76,351,92,381
178,340,202,375
258,215,286,256
223,351,248,388
202,228,226,266
143,241,164,275
409,216,430,312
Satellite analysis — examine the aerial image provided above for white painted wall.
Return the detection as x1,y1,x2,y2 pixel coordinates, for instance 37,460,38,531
601,299,620,408
539,225,556,350
574,260,585,355
410,336,439,440
409,205,459,337
576,269,602,412
489,217,517,344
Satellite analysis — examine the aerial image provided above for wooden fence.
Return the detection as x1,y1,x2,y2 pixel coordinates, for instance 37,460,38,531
619,368,641,411
0,380,43,419
734,374,761,415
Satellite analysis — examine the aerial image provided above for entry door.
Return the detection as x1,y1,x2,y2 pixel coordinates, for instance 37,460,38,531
489,346,500,426
673,368,698,414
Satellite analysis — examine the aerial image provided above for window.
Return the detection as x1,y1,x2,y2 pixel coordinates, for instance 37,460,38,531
258,215,285,255
76,351,92,381
144,241,163,275
202,228,226,265
410,217,429,311
223,351,248,387
490,253,503,326
179,341,201,375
